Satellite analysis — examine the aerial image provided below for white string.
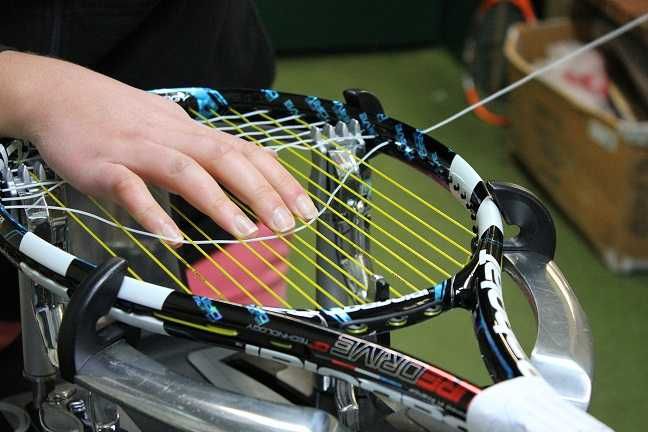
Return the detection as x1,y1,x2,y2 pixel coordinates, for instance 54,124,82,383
1,181,66,202
235,122,325,138
268,143,314,152
10,166,33,173
240,122,326,143
6,141,390,245
256,130,311,145
198,109,269,123
204,112,306,130
266,134,374,151
1,181,59,192
421,12,648,134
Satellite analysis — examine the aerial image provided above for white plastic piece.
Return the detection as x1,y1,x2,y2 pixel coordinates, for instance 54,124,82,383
476,198,503,237
19,232,74,276
118,277,174,310
245,344,260,356
466,376,614,432
109,308,167,335
449,155,481,201
19,263,69,300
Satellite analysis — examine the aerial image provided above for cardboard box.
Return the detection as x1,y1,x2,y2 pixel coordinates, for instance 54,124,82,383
504,19,648,272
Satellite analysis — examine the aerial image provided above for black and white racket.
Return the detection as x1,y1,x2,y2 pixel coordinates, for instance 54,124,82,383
0,87,610,431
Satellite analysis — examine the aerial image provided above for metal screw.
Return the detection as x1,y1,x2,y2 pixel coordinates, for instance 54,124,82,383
47,383,77,404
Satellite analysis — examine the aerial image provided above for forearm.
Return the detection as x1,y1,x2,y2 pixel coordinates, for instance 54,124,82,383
0,50,102,142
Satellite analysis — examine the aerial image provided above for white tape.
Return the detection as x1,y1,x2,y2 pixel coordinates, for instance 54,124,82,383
245,344,260,356
19,232,74,276
109,308,167,335
467,376,613,432
476,198,503,237
449,155,481,202
118,277,174,310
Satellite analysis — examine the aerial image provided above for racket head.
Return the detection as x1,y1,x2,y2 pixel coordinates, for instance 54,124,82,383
0,87,538,428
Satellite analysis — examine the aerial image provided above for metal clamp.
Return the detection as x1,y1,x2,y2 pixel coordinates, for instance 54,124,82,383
75,340,346,432
490,182,593,410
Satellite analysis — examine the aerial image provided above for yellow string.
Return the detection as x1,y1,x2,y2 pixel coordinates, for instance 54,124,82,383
154,312,238,337
218,112,437,287
202,118,384,307
233,237,319,308
291,233,384,298
169,203,284,307
279,235,367,305
303,186,437,286
165,197,314,309
156,233,226,298
89,197,191,293
294,116,475,237
198,111,385,305
282,159,455,276
226,187,391,299
229,195,367,304
29,173,142,280
255,237,345,308
258,111,472,257
308,212,409,294
198,192,341,307
210,113,418,293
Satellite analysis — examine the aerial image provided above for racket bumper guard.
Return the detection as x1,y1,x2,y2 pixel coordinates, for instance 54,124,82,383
57,256,130,382
343,89,385,117
488,181,556,261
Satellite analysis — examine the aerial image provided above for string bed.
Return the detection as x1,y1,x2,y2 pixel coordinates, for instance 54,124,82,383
6,107,473,312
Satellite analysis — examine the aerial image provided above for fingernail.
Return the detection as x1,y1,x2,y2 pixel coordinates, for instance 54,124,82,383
234,214,258,237
271,206,295,232
263,147,278,158
296,194,318,220
161,223,183,246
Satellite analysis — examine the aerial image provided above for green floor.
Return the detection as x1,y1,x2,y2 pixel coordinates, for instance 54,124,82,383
274,49,648,431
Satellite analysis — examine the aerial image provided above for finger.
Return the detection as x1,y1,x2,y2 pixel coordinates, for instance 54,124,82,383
240,143,318,221
96,163,183,246
199,142,297,233
175,126,315,225
128,145,259,239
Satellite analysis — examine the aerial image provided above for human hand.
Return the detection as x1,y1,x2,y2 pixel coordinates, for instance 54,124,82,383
0,51,317,244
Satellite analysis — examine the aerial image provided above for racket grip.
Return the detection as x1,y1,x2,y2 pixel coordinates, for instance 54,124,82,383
466,376,613,432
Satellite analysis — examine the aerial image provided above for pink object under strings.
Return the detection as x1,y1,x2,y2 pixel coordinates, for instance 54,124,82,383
186,224,289,306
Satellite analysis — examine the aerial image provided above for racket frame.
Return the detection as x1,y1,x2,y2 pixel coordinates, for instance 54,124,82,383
0,87,592,429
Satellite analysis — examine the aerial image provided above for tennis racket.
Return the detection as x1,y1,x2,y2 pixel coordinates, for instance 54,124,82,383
0,87,610,431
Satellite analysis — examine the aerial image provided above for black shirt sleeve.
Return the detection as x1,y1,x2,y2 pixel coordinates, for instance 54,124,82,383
0,1,274,90
0,43,19,321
